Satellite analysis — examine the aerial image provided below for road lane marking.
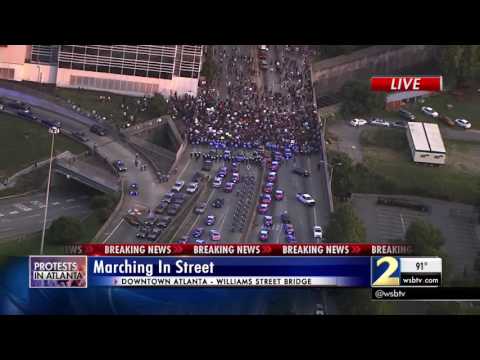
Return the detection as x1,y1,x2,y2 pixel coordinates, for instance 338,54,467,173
0,213,3,217
66,198,76,203
103,218,125,244
9,211,19,215
51,202,60,206
13,203,32,212
30,200,41,206
62,205,81,210
0,227,13,233
38,204,46,209
25,213,41,219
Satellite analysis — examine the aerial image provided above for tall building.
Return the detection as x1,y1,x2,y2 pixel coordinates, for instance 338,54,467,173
0,45,203,97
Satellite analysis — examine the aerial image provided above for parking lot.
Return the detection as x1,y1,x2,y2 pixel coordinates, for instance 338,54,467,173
351,193,480,275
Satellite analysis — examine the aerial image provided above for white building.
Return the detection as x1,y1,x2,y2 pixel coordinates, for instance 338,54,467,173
0,45,203,97
406,122,446,165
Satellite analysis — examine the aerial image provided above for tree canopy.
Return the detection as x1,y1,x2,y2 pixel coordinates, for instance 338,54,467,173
149,94,168,116
405,220,444,256
339,80,385,117
46,216,84,245
325,203,366,243
437,45,480,88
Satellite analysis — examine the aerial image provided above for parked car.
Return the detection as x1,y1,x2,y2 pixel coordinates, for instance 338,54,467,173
224,182,234,193
257,203,269,214
191,227,204,239
263,216,273,227
172,180,185,192
167,204,181,216
155,201,169,214
350,118,368,127
391,121,407,129
113,160,127,172
455,118,472,129
90,124,107,136
421,106,439,118
267,171,277,182
399,109,415,121
260,193,272,205
124,214,142,227
369,118,390,127
263,182,274,194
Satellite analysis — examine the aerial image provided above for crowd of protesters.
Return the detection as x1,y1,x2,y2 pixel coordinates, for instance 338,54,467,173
170,45,321,156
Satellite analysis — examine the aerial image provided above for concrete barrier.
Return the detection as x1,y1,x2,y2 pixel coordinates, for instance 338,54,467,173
242,163,265,243
93,179,126,242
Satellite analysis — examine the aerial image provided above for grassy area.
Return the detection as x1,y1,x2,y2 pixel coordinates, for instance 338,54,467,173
0,112,87,178
0,79,167,128
358,128,480,204
0,167,48,198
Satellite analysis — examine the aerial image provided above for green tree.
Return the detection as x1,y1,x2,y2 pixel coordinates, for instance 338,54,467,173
339,80,385,117
149,94,168,116
437,45,480,88
46,216,84,245
329,152,354,196
325,203,366,243
405,220,444,256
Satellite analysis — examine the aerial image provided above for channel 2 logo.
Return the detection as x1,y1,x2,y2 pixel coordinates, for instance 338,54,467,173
371,256,401,287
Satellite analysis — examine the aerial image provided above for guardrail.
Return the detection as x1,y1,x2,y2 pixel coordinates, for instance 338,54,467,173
311,63,334,214
242,163,265,243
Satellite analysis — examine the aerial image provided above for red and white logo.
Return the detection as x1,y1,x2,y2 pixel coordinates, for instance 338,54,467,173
370,76,443,92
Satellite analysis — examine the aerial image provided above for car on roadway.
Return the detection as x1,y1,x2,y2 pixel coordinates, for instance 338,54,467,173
176,235,189,244
271,161,280,171
260,193,272,205
292,168,310,177
205,215,216,226
202,160,213,171
259,228,269,242
209,229,221,241
267,171,277,182
224,182,234,193
194,202,208,214
264,215,273,227
281,211,290,224
195,239,206,244
125,214,142,227
284,223,295,235
72,131,89,142
399,109,416,121
296,193,316,206
315,303,326,315
155,200,169,214
143,216,158,227
146,232,159,242
285,233,296,243
350,118,368,127
263,182,274,194
455,118,472,129
157,219,170,229
232,172,240,183
186,182,199,194
191,171,204,183
191,227,204,239
90,124,107,136
257,203,269,214
163,192,175,203
369,118,390,127
212,177,223,188
167,204,181,216
113,160,127,172
211,198,225,208
136,229,148,239
313,226,323,240
274,189,284,201
128,183,139,196
172,180,185,192
421,106,439,118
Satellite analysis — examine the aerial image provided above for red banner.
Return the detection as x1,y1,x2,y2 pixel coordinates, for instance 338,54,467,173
370,76,443,92
70,243,414,256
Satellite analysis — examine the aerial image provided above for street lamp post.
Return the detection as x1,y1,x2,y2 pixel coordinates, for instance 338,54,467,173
40,126,60,255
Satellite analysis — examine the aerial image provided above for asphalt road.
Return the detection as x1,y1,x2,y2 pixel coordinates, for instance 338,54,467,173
0,190,93,240
0,87,165,243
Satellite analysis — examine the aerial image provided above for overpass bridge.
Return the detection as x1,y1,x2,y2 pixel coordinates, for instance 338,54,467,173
53,155,120,194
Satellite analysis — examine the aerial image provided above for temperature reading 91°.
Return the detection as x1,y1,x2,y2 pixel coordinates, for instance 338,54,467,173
400,257,442,274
